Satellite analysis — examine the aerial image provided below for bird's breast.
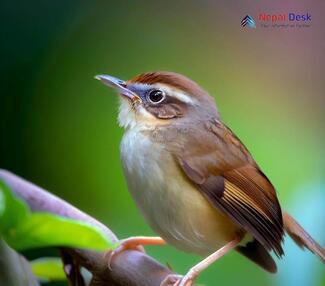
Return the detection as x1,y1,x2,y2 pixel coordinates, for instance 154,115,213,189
120,128,239,255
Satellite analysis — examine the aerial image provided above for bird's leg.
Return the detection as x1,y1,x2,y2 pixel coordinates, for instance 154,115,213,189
161,236,242,286
106,236,166,268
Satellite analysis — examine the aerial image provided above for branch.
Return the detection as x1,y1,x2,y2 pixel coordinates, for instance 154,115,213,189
0,239,39,286
0,169,175,286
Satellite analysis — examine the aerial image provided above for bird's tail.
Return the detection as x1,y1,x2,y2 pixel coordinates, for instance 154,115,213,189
283,212,325,262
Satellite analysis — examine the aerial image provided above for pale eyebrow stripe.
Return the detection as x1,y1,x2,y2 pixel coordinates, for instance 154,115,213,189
152,83,197,105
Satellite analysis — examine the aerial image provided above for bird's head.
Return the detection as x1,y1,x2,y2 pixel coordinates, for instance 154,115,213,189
96,71,219,130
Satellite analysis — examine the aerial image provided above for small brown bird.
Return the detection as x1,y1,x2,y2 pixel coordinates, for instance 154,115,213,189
96,71,325,286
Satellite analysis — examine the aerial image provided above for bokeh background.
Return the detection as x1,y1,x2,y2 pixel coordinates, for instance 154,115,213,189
1,1,324,285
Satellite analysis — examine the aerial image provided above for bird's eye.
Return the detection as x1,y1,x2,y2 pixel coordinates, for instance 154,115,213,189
148,89,165,104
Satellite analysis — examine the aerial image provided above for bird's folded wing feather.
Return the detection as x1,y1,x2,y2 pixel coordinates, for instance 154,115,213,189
174,120,284,256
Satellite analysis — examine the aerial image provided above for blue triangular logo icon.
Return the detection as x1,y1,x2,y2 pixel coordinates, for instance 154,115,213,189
241,15,256,28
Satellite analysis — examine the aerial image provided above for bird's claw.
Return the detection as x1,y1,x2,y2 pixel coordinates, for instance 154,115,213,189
105,241,145,269
160,271,197,286
160,274,184,286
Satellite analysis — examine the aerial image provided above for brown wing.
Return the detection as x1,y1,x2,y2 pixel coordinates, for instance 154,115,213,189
175,120,284,257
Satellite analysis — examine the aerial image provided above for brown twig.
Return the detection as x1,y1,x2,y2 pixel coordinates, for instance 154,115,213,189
0,169,175,286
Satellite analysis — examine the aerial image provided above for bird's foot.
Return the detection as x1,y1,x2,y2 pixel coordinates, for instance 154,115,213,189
160,274,184,286
161,236,242,286
105,236,165,269
160,269,198,286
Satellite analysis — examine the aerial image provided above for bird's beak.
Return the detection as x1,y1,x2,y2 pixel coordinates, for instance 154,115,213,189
95,74,141,102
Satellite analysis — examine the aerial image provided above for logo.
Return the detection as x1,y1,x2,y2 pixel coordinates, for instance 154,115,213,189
241,15,256,28
259,13,311,22
241,13,311,29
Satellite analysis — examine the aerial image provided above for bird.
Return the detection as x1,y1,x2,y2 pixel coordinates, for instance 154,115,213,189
95,71,325,286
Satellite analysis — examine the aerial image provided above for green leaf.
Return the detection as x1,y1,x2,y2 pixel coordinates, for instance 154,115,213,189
5,213,116,251
0,188,5,216
0,179,117,252
31,257,65,282
0,180,30,234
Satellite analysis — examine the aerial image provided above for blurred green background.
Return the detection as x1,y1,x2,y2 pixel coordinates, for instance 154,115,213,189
1,1,324,285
